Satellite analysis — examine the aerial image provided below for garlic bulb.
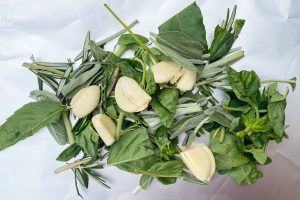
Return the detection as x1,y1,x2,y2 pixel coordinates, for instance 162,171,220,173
151,61,181,83
180,143,215,182
115,76,151,113
176,67,197,91
70,85,100,118
92,114,116,146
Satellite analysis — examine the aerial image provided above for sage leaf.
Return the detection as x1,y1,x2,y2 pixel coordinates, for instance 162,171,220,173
61,64,101,97
89,40,107,61
156,31,204,59
108,127,154,165
159,2,207,50
0,101,66,150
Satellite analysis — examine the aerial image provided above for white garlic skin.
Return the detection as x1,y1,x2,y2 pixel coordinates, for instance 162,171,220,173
180,143,215,182
176,67,197,91
151,61,181,83
115,76,151,113
92,114,116,146
70,85,100,118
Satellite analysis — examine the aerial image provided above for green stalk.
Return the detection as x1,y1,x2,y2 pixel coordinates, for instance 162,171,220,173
133,57,147,87
104,4,158,63
115,111,125,140
223,106,268,113
62,110,75,144
23,63,64,76
205,50,244,69
261,79,296,84
54,158,90,174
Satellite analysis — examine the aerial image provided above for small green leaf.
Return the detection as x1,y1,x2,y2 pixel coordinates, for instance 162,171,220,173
252,149,267,164
118,34,149,46
229,162,263,186
56,143,82,162
76,124,99,158
139,175,153,189
89,40,107,61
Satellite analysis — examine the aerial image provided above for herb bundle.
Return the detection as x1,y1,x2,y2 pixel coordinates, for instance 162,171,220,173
0,2,297,197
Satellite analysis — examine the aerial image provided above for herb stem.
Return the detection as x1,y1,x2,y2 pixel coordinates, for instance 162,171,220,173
261,79,296,84
62,110,75,144
104,4,158,63
205,50,244,69
223,106,268,113
97,20,139,46
54,159,90,174
116,111,125,140
133,57,147,87
23,62,64,76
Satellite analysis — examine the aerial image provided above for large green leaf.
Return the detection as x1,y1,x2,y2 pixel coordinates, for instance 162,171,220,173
210,133,249,171
0,101,65,150
229,162,263,186
228,67,260,109
156,31,204,59
116,155,159,173
135,160,183,178
107,127,154,165
76,124,99,158
159,2,207,50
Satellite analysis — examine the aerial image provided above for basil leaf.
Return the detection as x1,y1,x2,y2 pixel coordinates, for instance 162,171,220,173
157,177,177,185
150,98,173,128
158,88,179,114
209,26,234,61
159,2,207,50
0,101,65,151
118,34,148,46
117,61,141,82
156,31,204,59
56,143,82,162
228,67,260,109
252,149,267,164
108,127,154,165
229,162,263,186
268,88,287,141
135,160,183,178
210,134,249,171
76,124,99,158
29,90,68,145
139,175,153,189
116,155,159,173
145,69,157,95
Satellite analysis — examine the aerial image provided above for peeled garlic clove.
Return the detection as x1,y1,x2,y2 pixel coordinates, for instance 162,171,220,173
151,61,181,83
70,85,100,118
92,114,116,146
115,76,151,113
176,67,197,91
170,68,184,84
180,143,215,182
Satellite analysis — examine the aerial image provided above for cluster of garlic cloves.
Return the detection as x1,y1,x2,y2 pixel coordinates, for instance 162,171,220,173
151,61,197,91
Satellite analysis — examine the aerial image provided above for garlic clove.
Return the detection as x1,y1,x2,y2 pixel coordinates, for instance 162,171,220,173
92,114,116,146
180,143,215,182
170,67,184,84
176,67,197,91
70,85,100,118
151,61,181,83
115,76,151,113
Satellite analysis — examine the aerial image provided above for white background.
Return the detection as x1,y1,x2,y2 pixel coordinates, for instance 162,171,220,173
0,0,300,199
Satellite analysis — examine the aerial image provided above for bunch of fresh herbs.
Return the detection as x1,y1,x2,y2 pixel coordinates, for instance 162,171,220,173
0,2,297,197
